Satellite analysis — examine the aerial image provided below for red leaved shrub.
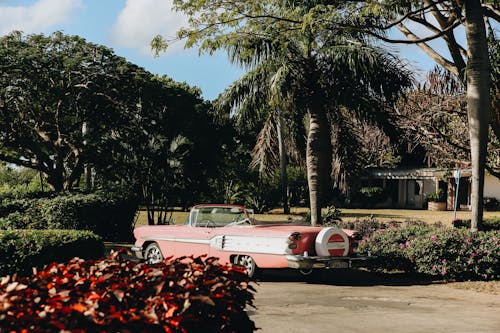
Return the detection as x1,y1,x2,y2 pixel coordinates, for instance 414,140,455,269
0,251,256,333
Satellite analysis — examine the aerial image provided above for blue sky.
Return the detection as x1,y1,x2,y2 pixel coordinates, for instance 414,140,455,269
0,0,451,100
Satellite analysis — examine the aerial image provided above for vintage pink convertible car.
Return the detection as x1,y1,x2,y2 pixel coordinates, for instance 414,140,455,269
132,204,370,277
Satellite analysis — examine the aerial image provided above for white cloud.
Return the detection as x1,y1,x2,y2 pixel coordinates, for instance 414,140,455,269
110,0,188,56
0,0,83,35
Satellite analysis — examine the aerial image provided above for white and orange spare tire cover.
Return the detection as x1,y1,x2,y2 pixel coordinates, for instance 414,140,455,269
315,227,349,257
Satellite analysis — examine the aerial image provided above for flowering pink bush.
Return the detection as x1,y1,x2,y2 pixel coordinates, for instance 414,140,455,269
0,251,256,332
359,227,500,281
408,228,500,280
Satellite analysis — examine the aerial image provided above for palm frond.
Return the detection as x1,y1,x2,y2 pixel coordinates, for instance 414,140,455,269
250,114,280,178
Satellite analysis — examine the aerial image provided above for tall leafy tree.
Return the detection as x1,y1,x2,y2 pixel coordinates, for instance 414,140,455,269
0,32,141,191
155,0,412,224
96,75,223,223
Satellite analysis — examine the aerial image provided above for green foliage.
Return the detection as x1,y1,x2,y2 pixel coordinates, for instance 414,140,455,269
171,0,412,224
0,253,256,332
408,229,500,280
359,225,434,273
0,163,46,192
0,32,221,202
334,217,397,238
0,229,103,276
350,187,388,207
0,32,143,191
426,190,446,202
0,189,138,242
304,206,342,224
360,226,500,281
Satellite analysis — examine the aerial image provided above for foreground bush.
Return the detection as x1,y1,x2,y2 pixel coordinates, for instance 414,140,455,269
0,253,256,333
0,229,104,276
408,228,500,280
358,225,435,273
0,188,138,242
359,226,500,281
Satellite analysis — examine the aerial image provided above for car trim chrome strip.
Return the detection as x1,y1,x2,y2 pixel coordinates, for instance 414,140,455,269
145,237,210,245
143,235,291,255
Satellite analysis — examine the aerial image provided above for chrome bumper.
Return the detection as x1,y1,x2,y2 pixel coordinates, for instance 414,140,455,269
286,254,374,270
131,246,144,259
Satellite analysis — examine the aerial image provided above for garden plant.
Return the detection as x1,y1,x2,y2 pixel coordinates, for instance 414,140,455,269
0,251,256,333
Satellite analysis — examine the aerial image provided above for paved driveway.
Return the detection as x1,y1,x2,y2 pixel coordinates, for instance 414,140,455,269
249,269,500,333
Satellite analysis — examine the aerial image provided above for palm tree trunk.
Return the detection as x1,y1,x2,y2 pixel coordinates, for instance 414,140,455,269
306,108,332,226
464,0,490,231
277,114,290,214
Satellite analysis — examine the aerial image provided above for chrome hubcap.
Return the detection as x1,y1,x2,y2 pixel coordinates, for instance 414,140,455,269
146,246,163,264
238,256,255,277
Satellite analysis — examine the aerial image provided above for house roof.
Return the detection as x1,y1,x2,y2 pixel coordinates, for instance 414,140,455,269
364,167,472,180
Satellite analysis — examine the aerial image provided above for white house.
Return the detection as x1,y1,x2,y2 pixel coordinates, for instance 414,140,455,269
360,167,500,210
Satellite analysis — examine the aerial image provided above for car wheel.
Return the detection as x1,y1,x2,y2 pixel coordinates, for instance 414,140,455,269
144,242,164,264
236,255,257,278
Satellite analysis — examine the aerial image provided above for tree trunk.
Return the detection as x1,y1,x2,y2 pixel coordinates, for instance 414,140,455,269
82,121,93,190
46,172,65,192
464,0,490,231
306,108,332,226
277,114,290,214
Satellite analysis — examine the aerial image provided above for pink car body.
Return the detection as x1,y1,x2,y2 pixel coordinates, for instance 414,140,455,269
132,204,369,276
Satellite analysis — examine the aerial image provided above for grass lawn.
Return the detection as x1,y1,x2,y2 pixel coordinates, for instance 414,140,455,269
135,207,500,227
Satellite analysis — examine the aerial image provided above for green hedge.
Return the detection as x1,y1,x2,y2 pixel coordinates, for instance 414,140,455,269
0,189,138,242
359,226,500,281
0,229,104,276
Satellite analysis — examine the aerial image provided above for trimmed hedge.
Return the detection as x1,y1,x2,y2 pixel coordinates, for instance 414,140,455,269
0,189,138,242
0,253,256,332
0,229,104,276
359,226,500,281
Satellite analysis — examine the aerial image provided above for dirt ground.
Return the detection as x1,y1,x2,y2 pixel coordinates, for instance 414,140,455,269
249,269,500,333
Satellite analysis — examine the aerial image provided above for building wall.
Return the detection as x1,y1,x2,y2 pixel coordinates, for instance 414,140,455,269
484,174,500,200
395,179,437,209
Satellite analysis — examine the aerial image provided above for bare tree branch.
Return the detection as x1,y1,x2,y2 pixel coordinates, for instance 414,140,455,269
483,3,500,22
395,22,460,75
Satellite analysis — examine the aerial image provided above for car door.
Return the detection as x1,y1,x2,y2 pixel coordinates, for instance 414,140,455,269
173,208,213,257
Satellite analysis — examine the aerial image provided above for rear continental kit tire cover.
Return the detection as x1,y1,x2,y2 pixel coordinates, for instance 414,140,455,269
315,227,349,257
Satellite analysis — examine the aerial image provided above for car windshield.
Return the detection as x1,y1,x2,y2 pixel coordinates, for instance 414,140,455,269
192,206,253,227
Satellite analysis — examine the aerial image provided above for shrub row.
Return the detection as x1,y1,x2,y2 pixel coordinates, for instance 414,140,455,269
332,216,434,238
0,253,256,333
359,226,500,281
0,189,138,242
0,229,104,277
453,217,500,231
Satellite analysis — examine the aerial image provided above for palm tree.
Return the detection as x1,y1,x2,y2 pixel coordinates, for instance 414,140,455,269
215,23,412,225
216,65,300,214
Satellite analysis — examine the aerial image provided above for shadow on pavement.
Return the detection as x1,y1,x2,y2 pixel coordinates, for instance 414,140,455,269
257,268,436,287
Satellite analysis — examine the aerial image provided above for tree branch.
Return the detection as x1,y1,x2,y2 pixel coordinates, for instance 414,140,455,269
483,3,500,23
371,3,436,30
395,22,460,75
0,152,41,171
363,17,462,43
